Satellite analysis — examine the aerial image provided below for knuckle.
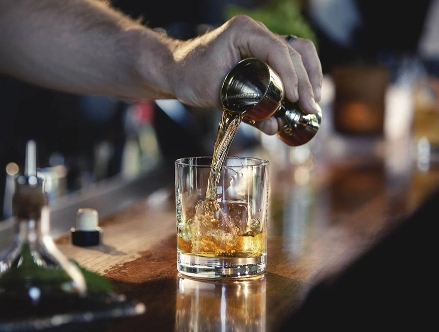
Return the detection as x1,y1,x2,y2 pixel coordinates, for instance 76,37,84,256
229,14,253,26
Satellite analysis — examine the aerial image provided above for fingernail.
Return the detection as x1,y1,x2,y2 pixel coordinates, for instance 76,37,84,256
293,87,299,101
308,97,318,113
255,118,278,135
314,86,321,102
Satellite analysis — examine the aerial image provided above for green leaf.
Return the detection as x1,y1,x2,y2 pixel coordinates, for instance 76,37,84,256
0,246,113,295
225,0,318,47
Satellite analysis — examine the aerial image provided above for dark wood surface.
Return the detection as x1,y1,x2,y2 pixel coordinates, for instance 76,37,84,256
55,141,439,331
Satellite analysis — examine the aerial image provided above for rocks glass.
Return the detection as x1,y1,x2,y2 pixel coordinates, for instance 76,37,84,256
175,156,269,279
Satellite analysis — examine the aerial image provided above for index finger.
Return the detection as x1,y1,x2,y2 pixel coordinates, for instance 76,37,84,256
284,35,322,102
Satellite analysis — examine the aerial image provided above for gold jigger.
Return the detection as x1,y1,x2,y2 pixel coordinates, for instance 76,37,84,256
220,57,322,146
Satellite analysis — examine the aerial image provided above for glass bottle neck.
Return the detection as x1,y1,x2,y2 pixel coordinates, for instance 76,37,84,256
14,217,42,246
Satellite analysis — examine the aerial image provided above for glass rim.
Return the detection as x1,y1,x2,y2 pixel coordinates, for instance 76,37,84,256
175,156,269,168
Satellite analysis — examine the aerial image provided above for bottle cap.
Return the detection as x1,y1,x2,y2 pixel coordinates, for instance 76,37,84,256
71,208,102,246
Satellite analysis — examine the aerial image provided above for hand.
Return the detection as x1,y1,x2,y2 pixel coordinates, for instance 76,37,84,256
169,15,323,135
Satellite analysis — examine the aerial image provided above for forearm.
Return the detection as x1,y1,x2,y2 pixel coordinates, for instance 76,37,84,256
0,0,176,99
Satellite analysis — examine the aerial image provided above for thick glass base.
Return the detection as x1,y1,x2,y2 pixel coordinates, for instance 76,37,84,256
177,252,266,279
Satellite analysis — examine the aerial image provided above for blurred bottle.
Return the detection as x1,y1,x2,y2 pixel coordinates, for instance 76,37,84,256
412,68,439,169
121,99,161,178
330,64,390,137
0,141,86,319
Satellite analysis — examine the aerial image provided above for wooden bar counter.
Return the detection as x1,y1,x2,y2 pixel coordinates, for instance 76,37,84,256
48,139,439,331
